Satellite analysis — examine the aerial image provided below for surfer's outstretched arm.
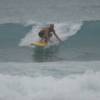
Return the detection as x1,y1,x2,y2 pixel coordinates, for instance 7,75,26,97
53,30,62,42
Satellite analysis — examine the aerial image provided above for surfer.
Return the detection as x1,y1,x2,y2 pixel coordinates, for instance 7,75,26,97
38,24,62,42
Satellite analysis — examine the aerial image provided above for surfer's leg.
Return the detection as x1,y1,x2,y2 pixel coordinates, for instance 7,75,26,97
44,38,48,42
43,33,52,42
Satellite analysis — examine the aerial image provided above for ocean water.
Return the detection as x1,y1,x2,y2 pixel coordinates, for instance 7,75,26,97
0,0,100,100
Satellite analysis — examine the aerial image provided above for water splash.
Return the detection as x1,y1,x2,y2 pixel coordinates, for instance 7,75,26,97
19,22,83,47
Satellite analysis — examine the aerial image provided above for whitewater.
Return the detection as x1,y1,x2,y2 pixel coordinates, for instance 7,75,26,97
19,22,83,47
0,61,100,100
0,0,100,100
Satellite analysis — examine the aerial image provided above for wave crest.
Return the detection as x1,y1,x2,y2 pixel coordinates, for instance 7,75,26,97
0,71,100,100
19,22,83,47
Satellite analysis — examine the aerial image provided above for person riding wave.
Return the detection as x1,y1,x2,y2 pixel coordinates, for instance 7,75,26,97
38,24,62,42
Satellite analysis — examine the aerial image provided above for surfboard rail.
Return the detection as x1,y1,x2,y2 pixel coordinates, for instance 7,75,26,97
31,41,48,47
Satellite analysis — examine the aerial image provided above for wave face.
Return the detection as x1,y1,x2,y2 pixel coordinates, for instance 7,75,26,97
0,21,100,62
19,22,82,47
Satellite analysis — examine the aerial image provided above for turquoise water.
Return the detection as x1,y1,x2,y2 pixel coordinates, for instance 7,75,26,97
0,0,100,99
0,21,100,62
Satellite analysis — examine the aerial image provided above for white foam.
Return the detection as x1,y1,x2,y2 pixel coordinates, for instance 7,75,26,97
0,61,100,77
19,22,83,47
0,71,100,100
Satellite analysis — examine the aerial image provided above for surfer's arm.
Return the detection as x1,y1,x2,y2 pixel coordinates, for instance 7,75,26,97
53,30,62,42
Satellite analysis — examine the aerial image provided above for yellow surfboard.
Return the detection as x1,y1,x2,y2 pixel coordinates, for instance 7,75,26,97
31,41,48,47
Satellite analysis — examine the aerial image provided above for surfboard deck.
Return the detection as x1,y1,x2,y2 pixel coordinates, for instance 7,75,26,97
31,41,48,47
